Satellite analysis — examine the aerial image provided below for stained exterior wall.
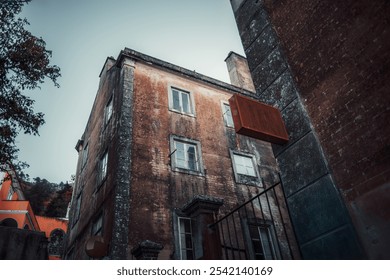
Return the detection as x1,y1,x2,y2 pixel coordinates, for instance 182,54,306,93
231,0,390,259
66,57,119,259
129,60,281,259
66,49,295,260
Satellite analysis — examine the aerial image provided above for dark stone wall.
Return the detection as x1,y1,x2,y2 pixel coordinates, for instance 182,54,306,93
231,0,368,259
265,0,390,259
0,227,48,259
256,1,390,259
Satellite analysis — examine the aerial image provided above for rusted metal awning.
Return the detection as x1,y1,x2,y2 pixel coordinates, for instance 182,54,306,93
229,94,288,145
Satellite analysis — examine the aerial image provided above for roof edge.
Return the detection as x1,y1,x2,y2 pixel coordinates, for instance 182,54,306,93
224,51,248,62
117,47,256,96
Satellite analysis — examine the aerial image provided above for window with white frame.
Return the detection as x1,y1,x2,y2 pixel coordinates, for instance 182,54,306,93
92,213,103,236
99,151,108,182
170,136,203,174
230,150,260,186
178,217,195,260
169,87,194,115
233,153,256,177
104,97,113,126
248,223,279,260
222,102,234,127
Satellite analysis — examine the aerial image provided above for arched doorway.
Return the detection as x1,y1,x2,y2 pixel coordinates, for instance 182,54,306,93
48,229,65,256
0,218,18,228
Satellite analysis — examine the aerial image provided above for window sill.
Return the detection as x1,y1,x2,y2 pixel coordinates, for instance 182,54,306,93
168,108,196,118
172,167,205,177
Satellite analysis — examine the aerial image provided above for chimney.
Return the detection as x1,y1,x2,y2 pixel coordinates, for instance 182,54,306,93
225,51,256,92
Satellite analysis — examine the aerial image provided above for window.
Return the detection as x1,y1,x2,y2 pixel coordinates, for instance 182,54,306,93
73,192,82,226
178,217,195,260
175,141,197,171
170,136,204,175
222,102,234,127
233,153,256,177
48,229,66,256
92,213,103,236
99,151,108,182
104,97,113,125
230,150,260,185
82,143,88,168
169,87,194,115
248,223,279,260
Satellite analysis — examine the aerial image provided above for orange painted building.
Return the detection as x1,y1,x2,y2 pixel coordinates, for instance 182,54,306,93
0,171,39,230
0,171,69,259
36,216,68,259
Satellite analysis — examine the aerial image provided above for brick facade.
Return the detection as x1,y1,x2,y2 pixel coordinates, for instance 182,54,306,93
65,48,295,260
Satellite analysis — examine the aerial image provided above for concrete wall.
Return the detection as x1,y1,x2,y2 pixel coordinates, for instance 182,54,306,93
230,0,378,259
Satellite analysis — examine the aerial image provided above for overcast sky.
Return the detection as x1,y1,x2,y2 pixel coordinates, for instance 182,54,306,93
16,0,244,183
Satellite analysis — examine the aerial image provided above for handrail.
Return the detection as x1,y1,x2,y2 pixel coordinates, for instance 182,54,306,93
209,180,280,228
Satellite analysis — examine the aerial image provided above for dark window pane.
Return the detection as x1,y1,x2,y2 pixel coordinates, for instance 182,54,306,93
187,146,197,171
186,249,194,260
249,225,259,237
252,240,263,254
185,234,193,248
255,253,265,260
183,218,191,233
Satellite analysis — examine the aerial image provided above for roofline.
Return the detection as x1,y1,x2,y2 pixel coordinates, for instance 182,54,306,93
224,51,248,62
77,48,257,146
99,56,116,78
115,47,256,96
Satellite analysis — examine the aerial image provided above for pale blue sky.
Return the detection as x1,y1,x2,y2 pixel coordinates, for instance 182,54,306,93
17,0,244,183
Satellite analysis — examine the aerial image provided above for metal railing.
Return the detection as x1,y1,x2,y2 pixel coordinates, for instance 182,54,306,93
209,178,298,260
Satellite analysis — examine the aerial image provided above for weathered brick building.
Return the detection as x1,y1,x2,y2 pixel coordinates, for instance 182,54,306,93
65,48,300,260
230,0,390,259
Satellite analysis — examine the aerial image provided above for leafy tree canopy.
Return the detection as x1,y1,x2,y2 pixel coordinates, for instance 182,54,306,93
22,177,73,217
0,0,60,172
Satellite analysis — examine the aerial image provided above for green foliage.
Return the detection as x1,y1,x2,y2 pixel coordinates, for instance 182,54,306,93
46,183,73,218
0,0,61,172
22,177,72,217
22,177,56,215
